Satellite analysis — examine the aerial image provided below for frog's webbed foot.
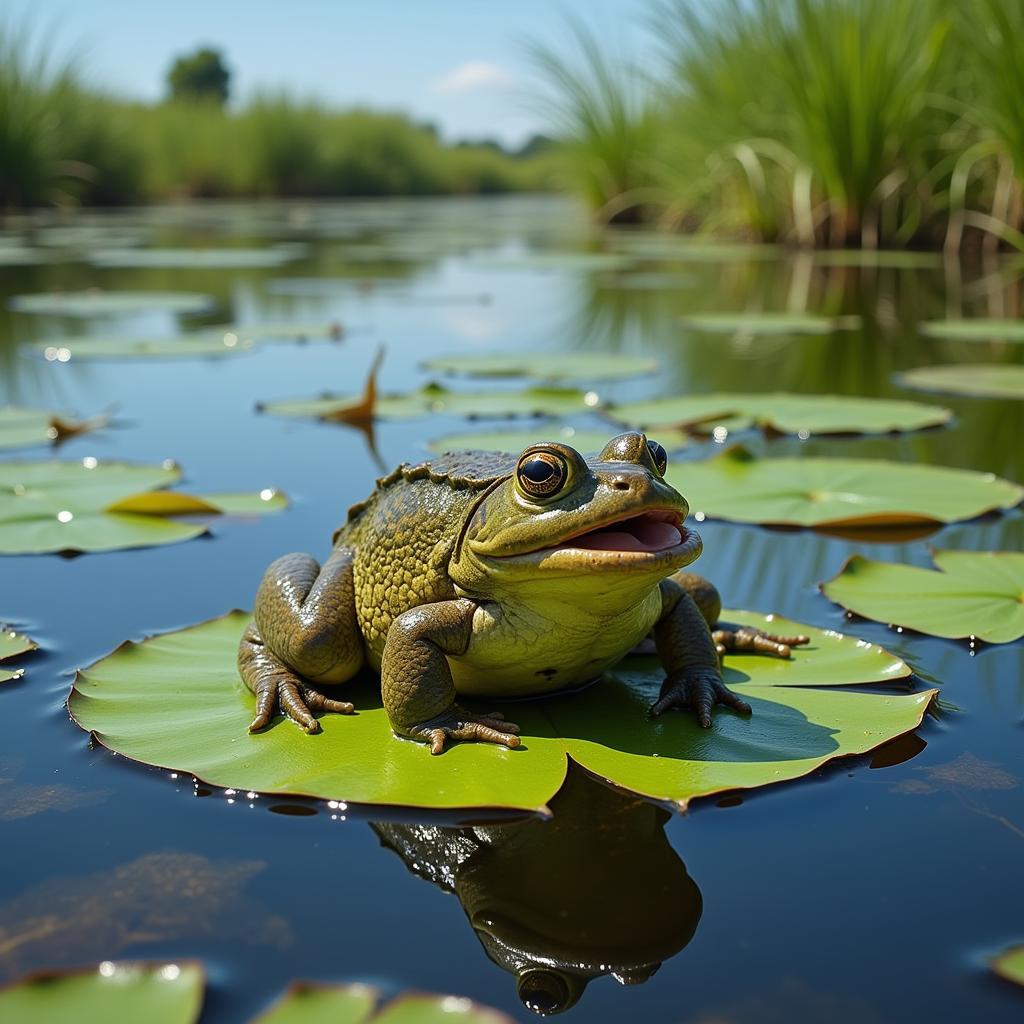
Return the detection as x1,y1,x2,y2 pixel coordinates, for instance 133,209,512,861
650,668,751,728
712,626,810,660
406,708,521,756
239,622,354,734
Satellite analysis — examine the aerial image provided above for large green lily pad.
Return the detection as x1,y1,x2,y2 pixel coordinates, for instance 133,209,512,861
609,392,950,437
992,945,1024,989
678,312,860,335
69,609,932,813
1,627,37,683
0,962,204,1024
0,460,286,555
0,406,109,451
88,247,303,269
421,352,659,383
259,384,594,423
8,291,216,317
821,550,1024,643
32,335,254,361
919,318,1024,342
429,425,690,455
896,364,1024,400
0,965,513,1024
669,447,1023,530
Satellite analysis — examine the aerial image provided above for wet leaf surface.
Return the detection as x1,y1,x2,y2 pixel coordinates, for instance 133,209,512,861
69,609,931,814
896,364,1024,399
0,461,286,555
0,406,109,451
670,447,1023,530
0,961,204,1024
821,550,1024,642
678,312,861,334
610,391,950,436
421,352,659,382
429,425,690,455
0,628,37,684
8,291,216,317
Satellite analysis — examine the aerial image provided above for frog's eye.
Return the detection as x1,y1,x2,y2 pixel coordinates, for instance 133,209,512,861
647,439,668,476
516,450,568,499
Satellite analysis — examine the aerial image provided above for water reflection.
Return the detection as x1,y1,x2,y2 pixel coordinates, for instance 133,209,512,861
373,766,701,1016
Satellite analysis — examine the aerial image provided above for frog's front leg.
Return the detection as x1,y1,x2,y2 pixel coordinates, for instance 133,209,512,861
381,598,521,755
239,547,364,733
649,578,752,727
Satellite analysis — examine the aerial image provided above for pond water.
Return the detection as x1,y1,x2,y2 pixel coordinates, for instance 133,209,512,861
0,195,1022,1022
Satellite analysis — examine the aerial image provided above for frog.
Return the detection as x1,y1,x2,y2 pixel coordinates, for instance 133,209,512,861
238,431,808,752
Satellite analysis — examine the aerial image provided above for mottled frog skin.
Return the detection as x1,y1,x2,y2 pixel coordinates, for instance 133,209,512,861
238,432,807,753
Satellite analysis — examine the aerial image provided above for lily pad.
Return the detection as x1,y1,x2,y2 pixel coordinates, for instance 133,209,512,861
0,961,204,1024
32,335,253,361
821,550,1024,643
992,945,1024,989
421,352,659,383
468,251,635,272
0,460,286,555
606,236,779,262
0,245,53,266
601,271,697,289
8,291,216,317
919,318,1024,342
429,426,690,455
88,247,303,269
669,447,1023,530
678,312,861,335
212,322,345,342
1,627,37,683
896,364,1024,400
0,406,109,451
814,250,942,269
609,391,950,437
69,609,932,813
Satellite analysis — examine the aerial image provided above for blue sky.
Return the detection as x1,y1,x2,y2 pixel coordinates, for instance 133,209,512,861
8,0,658,146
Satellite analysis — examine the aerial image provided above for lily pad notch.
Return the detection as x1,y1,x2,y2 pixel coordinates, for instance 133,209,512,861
69,609,936,815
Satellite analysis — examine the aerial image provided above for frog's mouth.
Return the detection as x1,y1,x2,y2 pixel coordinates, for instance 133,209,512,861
550,509,686,554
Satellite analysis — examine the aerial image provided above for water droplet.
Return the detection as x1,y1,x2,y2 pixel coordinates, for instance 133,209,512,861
583,391,600,407
57,510,73,523
57,347,71,362
45,426,58,440
159,965,180,981
82,456,98,469
259,488,276,501
797,429,810,440
712,425,728,443
694,511,706,522
43,346,59,361
98,961,116,978
223,332,238,348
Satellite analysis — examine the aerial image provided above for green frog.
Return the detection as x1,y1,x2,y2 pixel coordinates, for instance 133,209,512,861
238,431,806,752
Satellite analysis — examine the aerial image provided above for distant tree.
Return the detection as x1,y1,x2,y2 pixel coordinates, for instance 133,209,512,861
515,133,556,159
167,47,230,105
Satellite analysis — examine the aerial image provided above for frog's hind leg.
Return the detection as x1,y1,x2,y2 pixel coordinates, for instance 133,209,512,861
667,571,810,659
239,547,364,733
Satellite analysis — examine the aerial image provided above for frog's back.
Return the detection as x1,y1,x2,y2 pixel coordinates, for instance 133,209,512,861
335,451,513,661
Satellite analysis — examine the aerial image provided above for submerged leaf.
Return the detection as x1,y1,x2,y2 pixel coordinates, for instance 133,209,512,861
0,962,204,1024
0,460,285,555
69,609,931,813
0,627,37,683
429,426,690,455
821,550,1024,643
8,291,216,317
896,364,1024,400
421,352,659,382
609,391,950,437
0,406,108,452
678,312,860,335
670,447,1023,530
919,318,1024,342
992,945,1024,989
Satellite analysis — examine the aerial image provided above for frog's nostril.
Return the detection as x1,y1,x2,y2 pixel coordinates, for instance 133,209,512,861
612,478,631,491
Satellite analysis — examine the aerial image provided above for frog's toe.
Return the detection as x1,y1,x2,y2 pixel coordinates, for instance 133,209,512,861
713,626,810,659
651,669,752,727
301,685,355,716
279,680,321,733
410,711,522,755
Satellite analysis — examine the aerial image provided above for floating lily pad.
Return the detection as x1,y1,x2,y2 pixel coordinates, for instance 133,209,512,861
421,352,659,383
896,364,1024,400
678,312,861,335
213,322,344,342
0,406,109,451
918,318,1024,342
8,291,216,317
821,550,1024,643
992,945,1024,989
468,251,636,272
606,236,779,262
88,247,303,269
0,460,285,555
814,250,942,269
428,426,690,454
0,627,37,683
32,335,253,361
0,245,52,266
601,271,697,289
0,961,204,1024
610,391,950,437
668,447,1023,530
69,609,931,813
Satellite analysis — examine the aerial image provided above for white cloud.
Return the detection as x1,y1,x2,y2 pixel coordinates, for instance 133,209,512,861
431,60,514,96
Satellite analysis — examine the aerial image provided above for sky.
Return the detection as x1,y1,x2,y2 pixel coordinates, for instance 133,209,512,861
7,0,658,147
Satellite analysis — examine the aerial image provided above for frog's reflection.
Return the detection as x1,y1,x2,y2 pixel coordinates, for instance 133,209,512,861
372,766,701,1015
